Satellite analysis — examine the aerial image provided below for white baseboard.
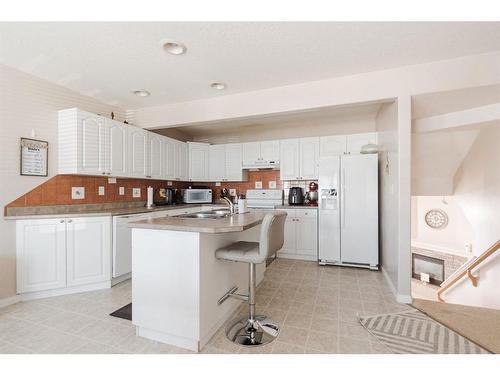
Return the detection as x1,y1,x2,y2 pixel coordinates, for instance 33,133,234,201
111,273,131,286
18,281,111,302
277,253,317,262
0,294,21,309
381,267,413,304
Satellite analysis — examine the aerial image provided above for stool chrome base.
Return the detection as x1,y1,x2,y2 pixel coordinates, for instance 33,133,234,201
225,315,280,346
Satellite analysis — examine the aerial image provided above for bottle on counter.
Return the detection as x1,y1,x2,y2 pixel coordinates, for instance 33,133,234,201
238,194,248,214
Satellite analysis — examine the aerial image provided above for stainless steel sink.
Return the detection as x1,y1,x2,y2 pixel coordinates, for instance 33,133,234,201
175,209,233,219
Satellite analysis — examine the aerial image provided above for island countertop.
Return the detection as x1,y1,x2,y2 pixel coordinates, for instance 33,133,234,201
128,211,267,233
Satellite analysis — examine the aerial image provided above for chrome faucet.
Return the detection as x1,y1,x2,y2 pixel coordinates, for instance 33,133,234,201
220,196,236,214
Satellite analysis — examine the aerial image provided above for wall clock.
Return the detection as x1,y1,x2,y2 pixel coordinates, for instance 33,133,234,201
424,209,448,229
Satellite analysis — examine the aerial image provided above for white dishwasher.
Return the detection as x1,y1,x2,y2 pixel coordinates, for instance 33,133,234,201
113,213,152,279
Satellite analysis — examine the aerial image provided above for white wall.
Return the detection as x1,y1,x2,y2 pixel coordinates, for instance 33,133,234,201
127,52,500,129
411,196,474,256
445,124,500,309
0,64,124,299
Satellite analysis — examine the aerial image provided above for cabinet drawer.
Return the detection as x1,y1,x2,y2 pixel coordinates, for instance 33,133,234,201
295,209,317,219
276,209,296,218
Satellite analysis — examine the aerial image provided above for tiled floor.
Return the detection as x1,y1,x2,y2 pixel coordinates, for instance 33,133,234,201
0,259,409,354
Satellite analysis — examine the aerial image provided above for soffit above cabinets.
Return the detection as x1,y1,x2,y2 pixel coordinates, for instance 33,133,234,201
1,22,500,108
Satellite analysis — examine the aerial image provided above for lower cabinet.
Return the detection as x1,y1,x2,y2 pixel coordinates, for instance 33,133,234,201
16,216,111,294
277,208,318,261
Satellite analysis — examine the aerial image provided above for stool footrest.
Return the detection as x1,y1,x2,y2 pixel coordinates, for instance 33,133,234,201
217,286,249,305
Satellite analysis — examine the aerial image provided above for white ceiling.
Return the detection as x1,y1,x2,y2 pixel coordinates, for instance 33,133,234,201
1,22,500,109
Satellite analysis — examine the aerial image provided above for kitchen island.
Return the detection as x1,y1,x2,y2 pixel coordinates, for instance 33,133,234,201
129,211,268,352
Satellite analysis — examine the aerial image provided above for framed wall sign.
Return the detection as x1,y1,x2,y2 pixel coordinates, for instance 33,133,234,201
20,137,48,177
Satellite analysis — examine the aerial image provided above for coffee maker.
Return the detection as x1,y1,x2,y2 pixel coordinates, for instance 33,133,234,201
156,188,177,205
305,182,318,206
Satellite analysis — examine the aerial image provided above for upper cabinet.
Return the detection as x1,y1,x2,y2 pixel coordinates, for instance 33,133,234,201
209,143,246,182
242,140,279,167
320,132,377,157
127,125,148,178
146,132,163,179
162,137,176,180
174,140,188,181
188,142,209,181
106,119,128,177
280,137,319,181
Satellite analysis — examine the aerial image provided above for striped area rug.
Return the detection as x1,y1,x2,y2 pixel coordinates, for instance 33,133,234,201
358,309,489,354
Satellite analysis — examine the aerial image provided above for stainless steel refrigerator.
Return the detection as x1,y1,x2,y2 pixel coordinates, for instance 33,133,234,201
318,154,379,269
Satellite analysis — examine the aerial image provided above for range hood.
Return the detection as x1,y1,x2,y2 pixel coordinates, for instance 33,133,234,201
242,160,280,170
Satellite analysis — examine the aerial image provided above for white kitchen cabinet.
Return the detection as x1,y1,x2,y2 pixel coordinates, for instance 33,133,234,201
16,219,67,293
299,137,319,180
162,137,176,180
66,217,111,287
128,125,148,178
209,143,246,182
319,132,377,156
320,135,347,157
209,144,226,181
242,141,279,166
280,138,319,180
188,142,210,181
16,216,112,294
277,209,317,261
147,132,163,179
105,119,128,177
175,140,188,181
279,139,300,180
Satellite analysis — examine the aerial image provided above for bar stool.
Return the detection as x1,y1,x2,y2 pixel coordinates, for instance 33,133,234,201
215,211,287,346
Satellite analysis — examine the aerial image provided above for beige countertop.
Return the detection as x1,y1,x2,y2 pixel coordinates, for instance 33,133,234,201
3,203,225,220
128,211,266,234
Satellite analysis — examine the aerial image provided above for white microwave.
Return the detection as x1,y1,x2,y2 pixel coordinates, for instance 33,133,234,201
182,189,213,204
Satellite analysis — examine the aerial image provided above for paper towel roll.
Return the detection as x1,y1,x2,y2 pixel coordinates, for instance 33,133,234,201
238,198,248,214
147,186,154,208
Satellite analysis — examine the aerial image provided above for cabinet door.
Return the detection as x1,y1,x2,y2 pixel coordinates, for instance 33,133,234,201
16,219,66,293
346,132,377,154
163,137,176,180
225,143,244,181
209,144,226,181
79,113,106,175
128,126,148,178
295,217,318,258
280,139,300,180
175,141,188,180
106,120,127,177
147,132,163,179
260,140,280,162
188,142,209,181
299,137,319,180
66,217,111,287
242,142,261,165
320,135,347,157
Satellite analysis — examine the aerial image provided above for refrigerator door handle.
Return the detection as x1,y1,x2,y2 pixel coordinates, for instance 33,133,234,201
341,167,346,229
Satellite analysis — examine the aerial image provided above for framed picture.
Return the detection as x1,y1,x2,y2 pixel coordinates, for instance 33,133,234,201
20,137,48,177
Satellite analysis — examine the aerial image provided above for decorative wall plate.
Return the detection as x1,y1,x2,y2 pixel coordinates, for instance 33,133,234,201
424,209,449,229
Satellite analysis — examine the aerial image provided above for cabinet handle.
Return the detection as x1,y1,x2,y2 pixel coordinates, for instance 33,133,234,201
59,219,65,223
102,172,105,175
67,219,72,223
107,172,111,175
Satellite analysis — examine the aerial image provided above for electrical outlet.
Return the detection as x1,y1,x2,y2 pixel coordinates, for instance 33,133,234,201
229,188,236,196
132,188,141,198
119,186,125,196
98,186,105,196
215,182,221,186
167,181,173,186
71,187,85,200
269,181,277,189
255,181,263,189
108,177,116,184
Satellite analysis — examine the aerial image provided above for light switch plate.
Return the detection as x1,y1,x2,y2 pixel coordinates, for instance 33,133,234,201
98,186,105,196
167,181,173,186
71,187,85,200
132,188,141,198
108,177,117,184
255,181,263,189
119,187,125,196
269,181,277,189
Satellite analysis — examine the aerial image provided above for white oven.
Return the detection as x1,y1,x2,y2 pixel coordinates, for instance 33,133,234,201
182,189,213,204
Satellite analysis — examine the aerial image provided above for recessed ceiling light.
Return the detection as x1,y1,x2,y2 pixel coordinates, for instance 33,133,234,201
132,90,150,97
210,82,227,90
163,41,187,55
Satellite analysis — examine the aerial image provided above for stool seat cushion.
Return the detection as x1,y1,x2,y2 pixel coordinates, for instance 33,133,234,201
215,241,262,263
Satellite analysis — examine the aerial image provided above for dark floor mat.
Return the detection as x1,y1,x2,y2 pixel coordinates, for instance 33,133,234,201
110,303,132,321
